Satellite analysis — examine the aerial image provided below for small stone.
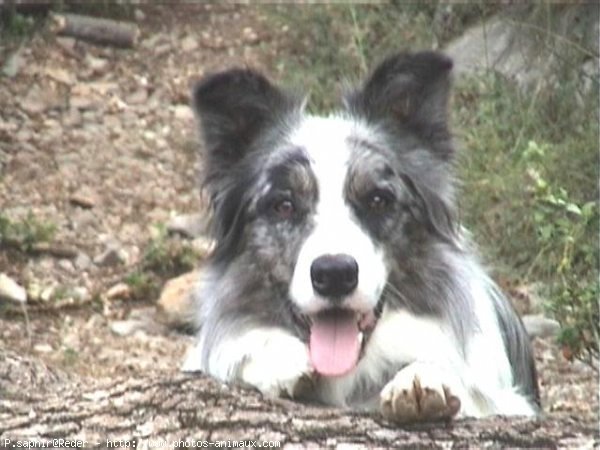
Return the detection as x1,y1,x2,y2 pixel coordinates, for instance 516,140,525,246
156,270,199,329
134,8,146,21
33,343,53,353
27,282,43,302
71,210,96,232
70,287,89,302
70,94,96,111
523,314,561,338
106,282,131,300
242,27,259,45
82,390,109,401
21,91,48,115
191,236,216,259
172,104,194,122
94,245,128,267
63,107,83,127
109,319,143,336
56,37,76,52
45,67,75,86
58,259,74,272
181,35,199,52
94,247,119,266
69,191,98,208
40,285,56,302
2,49,24,78
142,130,157,142
126,89,148,105
74,252,92,270
0,273,27,303
85,54,109,73
167,213,208,239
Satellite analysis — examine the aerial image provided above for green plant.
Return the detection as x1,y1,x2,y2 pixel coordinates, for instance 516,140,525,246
455,70,598,368
54,1,135,19
62,347,79,367
522,140,598,366
123,224,199,301
0,9,35,39
0,212,57,253
124,270,159,302
141,225,197,277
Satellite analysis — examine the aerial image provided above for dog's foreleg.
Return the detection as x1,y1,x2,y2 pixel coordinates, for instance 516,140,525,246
183,327,312,399
379,360,538,422
380,361,466,423
239,328,313,398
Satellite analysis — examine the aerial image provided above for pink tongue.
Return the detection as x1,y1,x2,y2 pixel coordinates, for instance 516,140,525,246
309,310,360,377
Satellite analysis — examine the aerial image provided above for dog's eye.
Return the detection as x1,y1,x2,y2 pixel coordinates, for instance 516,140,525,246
367,189,394,212
274,199,295,219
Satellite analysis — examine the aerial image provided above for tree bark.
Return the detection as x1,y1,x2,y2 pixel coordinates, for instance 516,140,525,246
0,350,597,449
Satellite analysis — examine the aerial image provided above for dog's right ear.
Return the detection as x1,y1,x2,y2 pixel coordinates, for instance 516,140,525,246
192,69,297,166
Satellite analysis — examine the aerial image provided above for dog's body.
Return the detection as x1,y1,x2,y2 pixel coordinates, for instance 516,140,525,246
183,52,540,422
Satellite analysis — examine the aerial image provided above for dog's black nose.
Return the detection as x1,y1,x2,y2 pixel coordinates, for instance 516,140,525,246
310,254,358,298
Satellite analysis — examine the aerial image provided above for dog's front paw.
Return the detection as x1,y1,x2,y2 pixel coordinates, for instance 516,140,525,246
380,362,461,423
241,332,313,399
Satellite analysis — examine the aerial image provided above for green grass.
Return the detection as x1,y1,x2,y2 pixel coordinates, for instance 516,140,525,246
0,9,36,40
264,3,438,113
124,224,200,301
0,212,57,253
454,72,599,365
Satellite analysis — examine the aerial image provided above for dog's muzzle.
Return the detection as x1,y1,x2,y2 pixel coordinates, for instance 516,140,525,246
303,253,382,378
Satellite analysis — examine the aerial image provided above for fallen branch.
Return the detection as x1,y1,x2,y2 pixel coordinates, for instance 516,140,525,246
0,350,597,448
50,13,139,48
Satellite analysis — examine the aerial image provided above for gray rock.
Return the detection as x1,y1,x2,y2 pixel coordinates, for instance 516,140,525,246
445,17,545,89
523,314,561,338
445,4,599,94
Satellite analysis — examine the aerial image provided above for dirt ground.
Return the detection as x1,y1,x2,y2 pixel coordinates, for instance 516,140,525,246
0,4,597,428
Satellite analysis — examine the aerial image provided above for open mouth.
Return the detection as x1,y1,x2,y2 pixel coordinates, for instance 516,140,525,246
307,308,379,378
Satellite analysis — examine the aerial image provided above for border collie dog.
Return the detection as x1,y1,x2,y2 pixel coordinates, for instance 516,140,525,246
183,51,540,422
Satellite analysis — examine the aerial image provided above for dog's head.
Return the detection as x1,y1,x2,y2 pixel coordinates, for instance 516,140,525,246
192,52,458,377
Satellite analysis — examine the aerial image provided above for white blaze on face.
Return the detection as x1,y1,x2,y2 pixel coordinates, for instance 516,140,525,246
288,115,389,377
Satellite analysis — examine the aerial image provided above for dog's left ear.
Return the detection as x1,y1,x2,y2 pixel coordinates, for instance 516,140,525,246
346,51,453,159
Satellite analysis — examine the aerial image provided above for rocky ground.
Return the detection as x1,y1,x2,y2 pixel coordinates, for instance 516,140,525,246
0,3,597,433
